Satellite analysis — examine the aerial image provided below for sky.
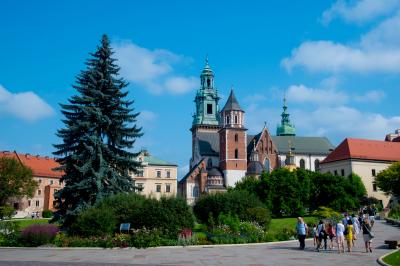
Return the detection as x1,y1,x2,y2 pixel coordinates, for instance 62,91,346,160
1,0,400,179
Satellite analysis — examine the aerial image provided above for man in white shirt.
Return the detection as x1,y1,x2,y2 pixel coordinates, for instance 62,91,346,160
336,221,345,253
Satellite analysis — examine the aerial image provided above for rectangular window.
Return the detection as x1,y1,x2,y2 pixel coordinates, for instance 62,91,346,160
38,179,42,184
207,104,213,114
166,184,171,193
50,180,54,185
137,183,143,190
28,200,31,207
38,189,41,196
35,200,40,207
341,169,345,176
157,170,161,178
334,170,338,176
373,183,377,192
156,184,161,193
372,169,376,176
166,171,170,178
59,180,62,185
235,149,238,159
136,170,144,177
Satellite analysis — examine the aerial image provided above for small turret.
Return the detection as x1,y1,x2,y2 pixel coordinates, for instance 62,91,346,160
277,94,296,136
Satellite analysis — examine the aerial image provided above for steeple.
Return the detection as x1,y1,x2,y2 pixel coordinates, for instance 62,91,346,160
276,93,296,136
192,57,220,128
221,89,245,128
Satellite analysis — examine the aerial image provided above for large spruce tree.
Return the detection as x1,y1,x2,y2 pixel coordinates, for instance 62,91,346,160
53,35,143,227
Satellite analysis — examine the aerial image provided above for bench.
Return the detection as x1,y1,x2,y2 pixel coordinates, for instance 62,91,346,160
385,239,400,249
119,223,131,233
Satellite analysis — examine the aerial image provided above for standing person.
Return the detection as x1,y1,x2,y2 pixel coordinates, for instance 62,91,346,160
362,217,373,253
368,205,376,227
327,222,336,250
336,220,345,253
316,220,327,251
311,224,318,247
342,213,349,227
345,219,353,252
296,217,308,250
351,214,360,245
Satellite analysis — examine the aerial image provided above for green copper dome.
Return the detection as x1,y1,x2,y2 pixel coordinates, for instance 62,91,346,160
276,95,296,136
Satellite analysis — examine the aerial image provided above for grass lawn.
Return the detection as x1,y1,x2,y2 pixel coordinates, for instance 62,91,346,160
1,218,50,230
383,250,400,266
269,217,319,233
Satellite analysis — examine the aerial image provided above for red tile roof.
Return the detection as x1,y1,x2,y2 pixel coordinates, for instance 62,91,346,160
0,151,63,178
321,138,400,164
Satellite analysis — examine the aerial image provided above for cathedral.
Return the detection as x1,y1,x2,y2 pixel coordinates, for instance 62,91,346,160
178,59,334,204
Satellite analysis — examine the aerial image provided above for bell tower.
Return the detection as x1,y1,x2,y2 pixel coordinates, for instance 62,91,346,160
219,89,247,187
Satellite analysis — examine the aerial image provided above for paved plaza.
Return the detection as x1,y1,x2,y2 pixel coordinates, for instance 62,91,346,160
0,220,399,266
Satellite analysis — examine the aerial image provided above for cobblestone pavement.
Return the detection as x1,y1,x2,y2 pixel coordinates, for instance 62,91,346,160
0,220,399,266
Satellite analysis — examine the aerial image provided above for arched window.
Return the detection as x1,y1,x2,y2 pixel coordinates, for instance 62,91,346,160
235,149,238,159
235,116,238,124
207,78,211,87
314,159,320,171
226,115,231,125
193,186,199,197
234,134,238,142
264,158,270,173
300,159,305,169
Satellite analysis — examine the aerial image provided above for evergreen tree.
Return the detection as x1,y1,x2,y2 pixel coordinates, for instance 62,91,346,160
53,35,143,227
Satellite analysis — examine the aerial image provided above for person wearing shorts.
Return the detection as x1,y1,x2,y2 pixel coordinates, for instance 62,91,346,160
335,220,345,253
362,217,373,253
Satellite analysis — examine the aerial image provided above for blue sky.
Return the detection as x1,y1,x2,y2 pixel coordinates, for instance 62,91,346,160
1,0,400,178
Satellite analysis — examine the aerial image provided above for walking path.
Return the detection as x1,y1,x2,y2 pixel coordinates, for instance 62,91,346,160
0,220,399,266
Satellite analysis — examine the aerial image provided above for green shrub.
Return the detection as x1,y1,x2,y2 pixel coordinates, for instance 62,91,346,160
217,213,240,233
69,206,117,237
389,204,400,220
20,224,59,246
193,190,270,229
0,221,20,246
311,206,341,222
42,210,53,218
0,205,14,219
247,207,272,229
130,227,162,248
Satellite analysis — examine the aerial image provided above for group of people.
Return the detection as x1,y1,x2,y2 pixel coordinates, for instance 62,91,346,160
296,206,377,253
30,211,40,219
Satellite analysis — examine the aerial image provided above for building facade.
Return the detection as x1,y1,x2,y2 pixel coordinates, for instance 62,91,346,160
319,138,400,207
132,150,178,199
0,151,63,217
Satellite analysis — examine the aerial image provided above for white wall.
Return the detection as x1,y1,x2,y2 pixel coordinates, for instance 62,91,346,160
223,170,246,187
278,154,327,171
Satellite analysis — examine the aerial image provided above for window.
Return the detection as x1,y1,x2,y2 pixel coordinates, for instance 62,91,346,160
38,179,42,184
35,200,40,207
373,183,377,192
156,184,161,193
207,78,211,87
166,184,171,193
59,180,62,185
314,159,320,170
136,170,144,177
341,169,345,176
37,189,41,196
193,186,199,197
156,171,161,178
334,170,338,176
226,116,230,124
28,200,31,207
166,171,171,178
372,169,376,176
207,104,213,114
137,183,143,190
54,189,58,193
50,180,54,185
300,159,305,169
235,115,238,124
235,149,238,159
234,134,238,142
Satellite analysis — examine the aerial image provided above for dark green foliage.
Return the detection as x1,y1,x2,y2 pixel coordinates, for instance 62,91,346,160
42,210,53,218
0,157,37,206
389,204,400,220
193,190,270,228
0,221,20,247
247,207,271,229
233,169,367,216
375,162,400,197
130,228,162,248
53,35,143,228
70,206,117,237
0,205,15,219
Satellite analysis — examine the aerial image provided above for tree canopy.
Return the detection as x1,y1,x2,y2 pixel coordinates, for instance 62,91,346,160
53,34,143,227
0,157,37,206
375,162,400,197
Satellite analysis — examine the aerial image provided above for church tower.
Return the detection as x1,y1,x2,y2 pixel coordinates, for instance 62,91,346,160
276,95,296,136
219,89,247,187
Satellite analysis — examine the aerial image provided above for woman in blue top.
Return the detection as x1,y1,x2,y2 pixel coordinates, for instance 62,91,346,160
296,217,308,250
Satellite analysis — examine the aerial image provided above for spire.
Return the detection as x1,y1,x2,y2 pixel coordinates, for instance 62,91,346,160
221,89,243,112
276,93,296,136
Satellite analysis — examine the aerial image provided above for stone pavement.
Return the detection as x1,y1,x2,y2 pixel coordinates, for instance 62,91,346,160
0,220,399,266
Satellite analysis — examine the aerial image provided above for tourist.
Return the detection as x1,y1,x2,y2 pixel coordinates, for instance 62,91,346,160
368,205,376,227
342,213,349,227
345,219,353,252
327,222,336,250
362,217,373,253
311,224,318,246
351,214,360,246
336,220,345,253
296,217,308,250
316,220,327,251
31,212,35,219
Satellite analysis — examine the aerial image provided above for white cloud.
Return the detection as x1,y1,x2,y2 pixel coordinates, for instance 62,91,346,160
293,106,400,141
0,85,54,122
284,10,400,73
113,40,197,95
354,90,385,103
137,110,157,130
287,84,348,105
321,0,400,25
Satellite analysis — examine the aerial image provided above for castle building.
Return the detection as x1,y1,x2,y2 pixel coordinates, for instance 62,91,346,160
0,151,63,217
178,60,335,204
131,150,178,199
